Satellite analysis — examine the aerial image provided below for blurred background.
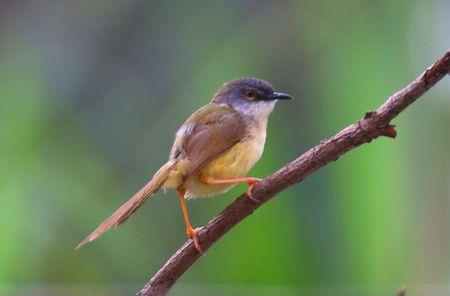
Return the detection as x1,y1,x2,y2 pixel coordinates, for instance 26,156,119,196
0,1,449,295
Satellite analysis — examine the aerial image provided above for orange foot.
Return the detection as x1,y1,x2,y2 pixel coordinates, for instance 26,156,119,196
187,226,203,253
244,178,262,202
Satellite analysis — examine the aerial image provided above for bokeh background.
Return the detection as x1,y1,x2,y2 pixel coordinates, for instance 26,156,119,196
1,1,449,295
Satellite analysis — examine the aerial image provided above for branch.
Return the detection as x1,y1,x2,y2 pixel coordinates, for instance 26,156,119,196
138,51,450,296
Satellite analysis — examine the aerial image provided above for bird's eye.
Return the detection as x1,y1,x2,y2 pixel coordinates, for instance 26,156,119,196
245,90,256,100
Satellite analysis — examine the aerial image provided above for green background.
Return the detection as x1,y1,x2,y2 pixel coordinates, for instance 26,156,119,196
0,1,449,295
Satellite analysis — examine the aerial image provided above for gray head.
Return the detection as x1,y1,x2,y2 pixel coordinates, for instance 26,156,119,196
212,77,293,119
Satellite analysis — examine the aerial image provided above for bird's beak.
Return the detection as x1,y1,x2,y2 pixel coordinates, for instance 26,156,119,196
271,92,294,100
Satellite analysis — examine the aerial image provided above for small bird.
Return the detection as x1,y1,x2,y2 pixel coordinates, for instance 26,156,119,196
77,77,293,251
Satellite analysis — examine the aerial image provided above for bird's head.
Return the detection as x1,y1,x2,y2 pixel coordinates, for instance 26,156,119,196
212,77,293,119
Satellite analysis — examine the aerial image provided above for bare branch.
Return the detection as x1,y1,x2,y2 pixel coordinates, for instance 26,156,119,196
137,51,450,296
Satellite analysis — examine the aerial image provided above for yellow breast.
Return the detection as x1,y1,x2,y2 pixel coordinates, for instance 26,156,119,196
184,122,267,199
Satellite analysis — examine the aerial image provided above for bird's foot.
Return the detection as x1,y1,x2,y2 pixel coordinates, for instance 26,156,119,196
245,178,262,202
187,226,204,253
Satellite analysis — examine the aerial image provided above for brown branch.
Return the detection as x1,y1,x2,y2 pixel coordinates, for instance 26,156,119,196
137,51,450,296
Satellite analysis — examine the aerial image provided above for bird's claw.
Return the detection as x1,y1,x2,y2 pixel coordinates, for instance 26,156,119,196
246,178,262,202
187,227,204,254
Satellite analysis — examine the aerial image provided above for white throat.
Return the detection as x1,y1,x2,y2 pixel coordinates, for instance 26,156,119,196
232,100,277,124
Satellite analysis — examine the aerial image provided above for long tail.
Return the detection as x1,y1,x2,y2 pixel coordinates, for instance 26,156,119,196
76,160,176,249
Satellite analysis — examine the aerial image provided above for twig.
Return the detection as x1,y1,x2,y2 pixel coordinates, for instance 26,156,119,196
137,51,450,296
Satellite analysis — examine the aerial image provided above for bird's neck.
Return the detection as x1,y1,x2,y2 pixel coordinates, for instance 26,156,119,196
247,112,269,132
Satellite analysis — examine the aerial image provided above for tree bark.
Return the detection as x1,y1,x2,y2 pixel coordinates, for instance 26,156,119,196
137,51,450,296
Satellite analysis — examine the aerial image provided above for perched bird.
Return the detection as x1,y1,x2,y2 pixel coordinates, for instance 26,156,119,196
77,77,293,251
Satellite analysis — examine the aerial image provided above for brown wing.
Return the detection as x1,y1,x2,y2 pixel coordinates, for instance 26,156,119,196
169,103,247,176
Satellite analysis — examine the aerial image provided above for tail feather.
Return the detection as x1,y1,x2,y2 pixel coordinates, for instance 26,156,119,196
76,160,176,249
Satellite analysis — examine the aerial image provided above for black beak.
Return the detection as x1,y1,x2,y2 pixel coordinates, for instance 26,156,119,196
271,92,294,100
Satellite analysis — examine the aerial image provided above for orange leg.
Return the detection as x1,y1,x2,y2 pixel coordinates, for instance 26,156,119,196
201,176,262,202
177,188,202,252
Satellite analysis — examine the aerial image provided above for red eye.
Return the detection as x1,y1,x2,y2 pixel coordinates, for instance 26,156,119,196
245,90,256,100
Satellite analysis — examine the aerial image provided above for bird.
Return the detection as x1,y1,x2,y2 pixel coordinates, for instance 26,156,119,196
77,77,293,252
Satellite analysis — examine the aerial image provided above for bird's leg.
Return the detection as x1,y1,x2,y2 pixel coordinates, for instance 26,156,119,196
177,188,202,252
201,176,262,202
